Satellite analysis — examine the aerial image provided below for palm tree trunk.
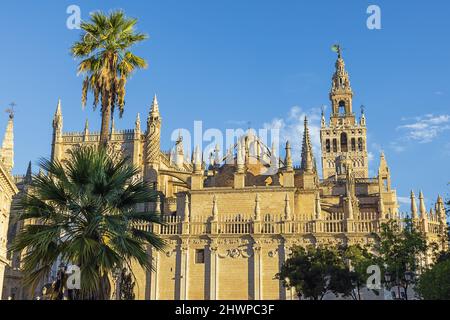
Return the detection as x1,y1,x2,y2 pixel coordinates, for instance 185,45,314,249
100,101,111,146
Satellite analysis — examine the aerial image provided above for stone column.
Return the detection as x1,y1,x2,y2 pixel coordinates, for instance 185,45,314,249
179,245,189,300
253,244,262,300
209,245,218,300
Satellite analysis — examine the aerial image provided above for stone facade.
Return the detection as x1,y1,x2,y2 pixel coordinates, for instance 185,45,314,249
2,52,448,300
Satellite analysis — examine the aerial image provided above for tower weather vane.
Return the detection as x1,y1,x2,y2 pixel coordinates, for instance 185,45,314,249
5,102,16,119
331,44,342,58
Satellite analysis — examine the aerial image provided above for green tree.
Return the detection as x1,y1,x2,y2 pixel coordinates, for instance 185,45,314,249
277,245,345,300
71,10,148,146
11,146,164,299
374,219,428,300
337,244,378,300
416,259,450,300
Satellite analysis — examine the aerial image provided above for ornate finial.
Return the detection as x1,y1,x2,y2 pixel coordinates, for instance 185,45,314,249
360,105,365,115
151,94,159,115
5,102,16,119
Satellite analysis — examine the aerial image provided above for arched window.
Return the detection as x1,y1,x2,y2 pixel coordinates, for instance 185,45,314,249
325,139,331,153
338,101,346,115
358,138,364,151
332,139,338,152
340,133,348,152
351,138,356,151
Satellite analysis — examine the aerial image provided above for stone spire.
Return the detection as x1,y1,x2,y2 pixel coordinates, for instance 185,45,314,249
254,194,261,221
285,194,292,220
410,191,418,219
51,99,63,162
419,191,429,232
135,113,141,134
83,118,89,138
315,192,322,220
284,141,293,171
419,191,427,219
301,117,313,172
1,113,14,172
150,94,159,116
193,145,202,174
52,98,63,134
145,94,162,166
25,161,32,184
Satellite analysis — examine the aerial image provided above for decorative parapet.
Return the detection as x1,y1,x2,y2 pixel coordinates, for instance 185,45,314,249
61,129,137,143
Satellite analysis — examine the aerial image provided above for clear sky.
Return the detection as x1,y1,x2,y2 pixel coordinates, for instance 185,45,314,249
0,0,449,211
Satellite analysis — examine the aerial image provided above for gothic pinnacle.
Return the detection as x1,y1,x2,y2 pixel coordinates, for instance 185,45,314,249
135,113,141,132
151,94,159,115
53,98,63,130
419,191,427,219
285,141,293,171
25,161,32,183
301,116,313,172
410,190,418,219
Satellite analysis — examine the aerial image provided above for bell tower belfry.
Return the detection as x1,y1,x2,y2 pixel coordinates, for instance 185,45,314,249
320,46,369,179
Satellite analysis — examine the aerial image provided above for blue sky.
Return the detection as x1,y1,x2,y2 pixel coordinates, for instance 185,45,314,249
0,0,449,211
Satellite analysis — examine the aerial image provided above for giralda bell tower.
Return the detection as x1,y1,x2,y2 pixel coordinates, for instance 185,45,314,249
320,46,369,179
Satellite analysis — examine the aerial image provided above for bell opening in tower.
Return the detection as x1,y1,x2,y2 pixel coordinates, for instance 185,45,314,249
338,100,346,115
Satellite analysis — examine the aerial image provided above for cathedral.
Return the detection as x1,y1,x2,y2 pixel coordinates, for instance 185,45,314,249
1,51,448,300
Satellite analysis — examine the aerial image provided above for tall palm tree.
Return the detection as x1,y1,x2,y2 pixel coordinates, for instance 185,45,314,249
71,10,148,146
11,146,164,299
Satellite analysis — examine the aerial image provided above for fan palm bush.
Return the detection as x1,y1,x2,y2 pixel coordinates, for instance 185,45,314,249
11,146,164,299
